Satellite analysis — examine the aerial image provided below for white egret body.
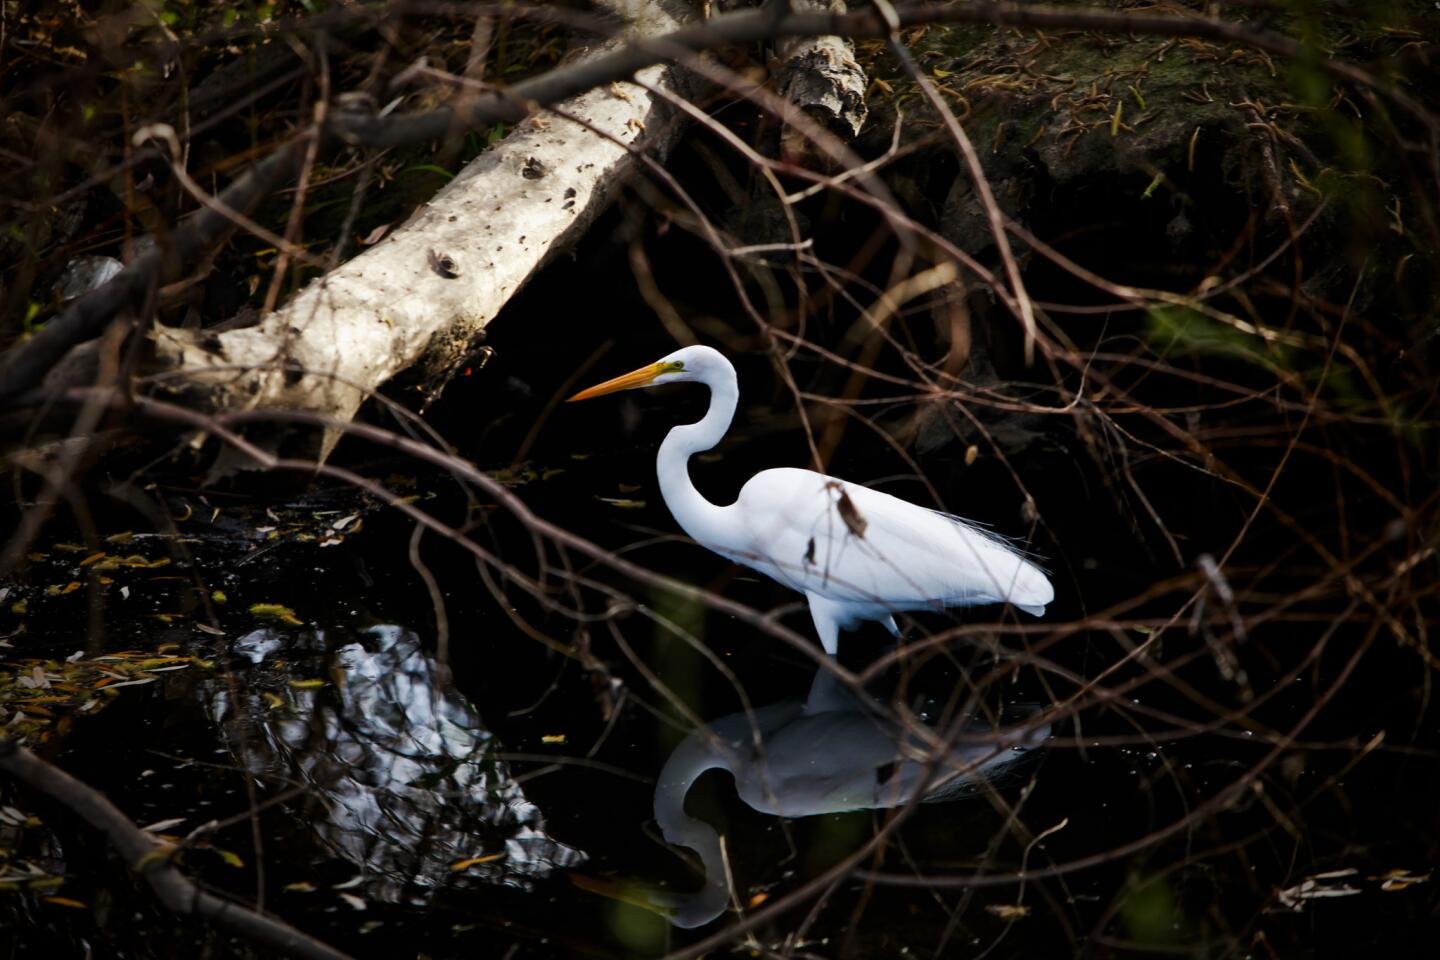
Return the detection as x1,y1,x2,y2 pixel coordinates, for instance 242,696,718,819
569,346,1054,655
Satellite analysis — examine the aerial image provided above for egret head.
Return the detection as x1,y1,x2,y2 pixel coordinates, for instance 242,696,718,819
567,345,728,401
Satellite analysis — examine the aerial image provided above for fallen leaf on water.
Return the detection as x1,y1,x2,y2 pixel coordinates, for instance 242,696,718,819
450,854,505,871
42,896,87,909
45,582,81,597
249,603,303,626
1275,868,1362,910
289,679,326,690
97,677,156,690
284,882,318,893
595,497,646,509
985,903,1031,920
135,657,189,669
213,848,245,868
18,667,51,690
1376,869,1430,891
143,818,186,833
541,734,567,745
92,555,171,571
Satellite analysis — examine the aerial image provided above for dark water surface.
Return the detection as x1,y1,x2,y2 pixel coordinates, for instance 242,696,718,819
4,202,1438,958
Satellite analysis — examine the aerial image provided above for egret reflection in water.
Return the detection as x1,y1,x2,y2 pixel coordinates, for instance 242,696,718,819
650,670,1051,928
218,624,583,902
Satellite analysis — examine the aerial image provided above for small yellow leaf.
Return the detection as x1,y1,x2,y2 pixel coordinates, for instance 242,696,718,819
289,679,326,690
214,848,245,868
932,67,953,78
541,734,567,745
250,603,303,626
284,881,318,893
134,657,190,669
42,896,87,909
212,590,228,604
11,600,27,614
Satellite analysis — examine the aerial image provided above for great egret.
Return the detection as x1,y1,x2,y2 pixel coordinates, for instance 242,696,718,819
568,345,1054,655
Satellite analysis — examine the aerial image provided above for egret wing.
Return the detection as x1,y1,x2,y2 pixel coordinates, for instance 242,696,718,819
725,468,1052,613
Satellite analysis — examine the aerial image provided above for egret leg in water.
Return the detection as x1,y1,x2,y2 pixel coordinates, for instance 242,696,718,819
568,345,1055,657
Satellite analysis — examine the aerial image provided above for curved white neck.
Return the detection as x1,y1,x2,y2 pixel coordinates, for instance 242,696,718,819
656,370,737,547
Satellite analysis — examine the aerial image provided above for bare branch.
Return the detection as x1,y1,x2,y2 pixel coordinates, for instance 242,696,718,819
0,737,353,960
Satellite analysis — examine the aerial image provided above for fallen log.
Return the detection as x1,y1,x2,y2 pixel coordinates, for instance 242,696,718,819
145,0,693,463
775,0,869,165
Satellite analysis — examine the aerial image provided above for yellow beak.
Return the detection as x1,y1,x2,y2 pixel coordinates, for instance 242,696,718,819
566,362,665,402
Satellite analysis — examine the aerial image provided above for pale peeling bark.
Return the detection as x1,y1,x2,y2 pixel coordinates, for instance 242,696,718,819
148,0,690,462
776,0,868,163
